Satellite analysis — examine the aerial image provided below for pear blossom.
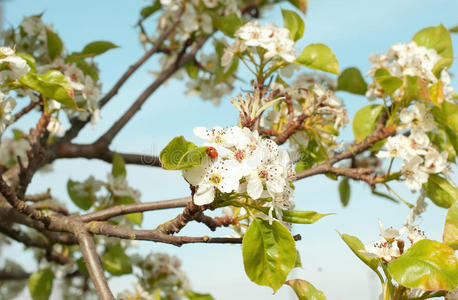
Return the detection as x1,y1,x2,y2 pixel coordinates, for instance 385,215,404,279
46,117,65,136
400,103,435,132
0,47,30,82
406,225,426,244
0,92,16,133
422,148,448,174
378,220,403,242
118,284,154,300
360,241,401,263
401,156,429,191
376,135,413,160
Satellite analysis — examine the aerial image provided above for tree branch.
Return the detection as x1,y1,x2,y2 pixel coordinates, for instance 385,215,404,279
76,230,114,300
56,143,160,167
80,197,190,222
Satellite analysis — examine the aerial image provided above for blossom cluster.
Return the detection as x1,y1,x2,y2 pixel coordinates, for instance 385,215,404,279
222,21,296,67
0,47,30,82
264,77,348,150
366,41,455,102
183,126,295,222
361,220,426,263
377,103,448,191
118,252,189,300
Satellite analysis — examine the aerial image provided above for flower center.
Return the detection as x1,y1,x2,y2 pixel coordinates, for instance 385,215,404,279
210,174,221,185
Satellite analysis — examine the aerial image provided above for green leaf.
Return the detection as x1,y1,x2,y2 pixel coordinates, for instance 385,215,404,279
444,201,458,250
159,136,206,170
185,61,199,79
295,139,329,172
428,81,444,106
352,104,384,142
16,52,36,73
102,244,132,276
432,101,458,154
432,57,454,78
376,75,403,95
404,75,430,101
114,196,143,226
112,153,127,178
296,43,339,74
67,179,92,210
242,219,296,292
450,25,458,33
388,239,458,291
46,28,63,60
19,71,77,109
288,0,308,14
214,13,242,37
413,25,453,68
285,279,326,300
81,41,119,57
76,257,89,277
28,268,54,300
282,9,305,41
337,67,367,95
424,174,457,208
338,178,350,207
185,291,215,300
339,233,379,271
140,1,161,20
281,210,332,224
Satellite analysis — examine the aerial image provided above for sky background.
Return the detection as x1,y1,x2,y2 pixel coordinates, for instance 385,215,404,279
2,0,458,299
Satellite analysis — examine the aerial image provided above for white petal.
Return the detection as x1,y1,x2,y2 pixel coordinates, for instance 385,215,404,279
193,184,215,205
247,175,263,200
193,126,210,140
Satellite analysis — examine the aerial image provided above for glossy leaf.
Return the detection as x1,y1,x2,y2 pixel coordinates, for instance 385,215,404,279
28,268,54,300
256,207,331,224
19,71,77,109
296,43,339,74
337,67,367,95
242,219,296,292
339,233,379,271
214,13,242,37
376,75,403,95
140,1,161,20
388,239,458,291
424,174,457,208
338,178,350,207
185,61,199,79
429,81,444,106
160,136,206,170
413,25,453,68
81,41,119,57
404,75,430,101
185,291,215,300
46,28,63,60
432,57,454,78
67,179,92,210
285,279,326,300
282,9,305,41
352,104,384,142
443,201,458,249
288,0,308,14
102,244,133,276
112,153,127,178
295,139,329,172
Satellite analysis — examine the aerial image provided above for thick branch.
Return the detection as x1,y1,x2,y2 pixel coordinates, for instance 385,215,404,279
56,143,160,167
76,230,114,300
80,197,190,222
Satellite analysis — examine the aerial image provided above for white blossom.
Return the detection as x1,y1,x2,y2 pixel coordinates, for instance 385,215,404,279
0,47,30,82
399,103,435,132
360,241,401,263
0,92,16,133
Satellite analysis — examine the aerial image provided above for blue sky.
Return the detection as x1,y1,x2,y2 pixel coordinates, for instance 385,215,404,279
3,0,458,299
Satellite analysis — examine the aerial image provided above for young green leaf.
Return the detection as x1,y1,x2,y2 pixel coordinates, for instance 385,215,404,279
214,13,243,37
443,201,458,250
337,67,367,95
338,232,379,271
102,244,133,276
282,9,305,41
140,1,161,20
112,153,127,178
338,178,350,207
184,291,215,300
67,179,93,210
288,0,308,14
28,268,54,300
159,136,206,170
424,174,457,208
19,71,77,109
285,279,326,300
296,43,339,74
81,41,119,57
352,104,384,142
242,219,296,292
413,25,453,67
388,239,458,291
46,28,63,60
